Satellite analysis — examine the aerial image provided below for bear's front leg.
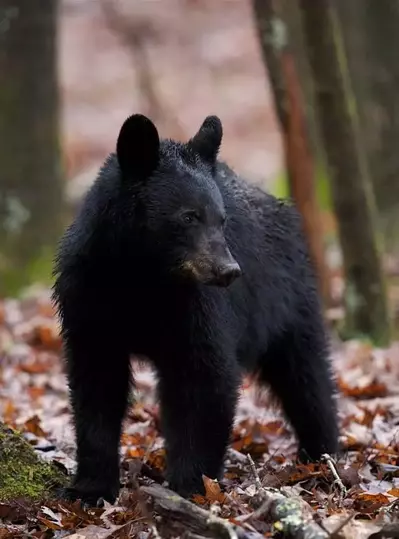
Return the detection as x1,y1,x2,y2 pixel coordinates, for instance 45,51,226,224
60,328,131,507
156,346,240,498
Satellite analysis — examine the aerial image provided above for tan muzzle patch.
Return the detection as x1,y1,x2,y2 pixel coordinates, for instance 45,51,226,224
180,259,209,280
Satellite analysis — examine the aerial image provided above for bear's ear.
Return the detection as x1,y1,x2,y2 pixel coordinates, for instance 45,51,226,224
188,115,223,164
116,114,160,180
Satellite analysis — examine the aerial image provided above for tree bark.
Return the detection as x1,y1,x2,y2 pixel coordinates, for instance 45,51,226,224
299,0,391,344
363,1,399,214
337,0,399,251
252,0,331,306
0,0,64,295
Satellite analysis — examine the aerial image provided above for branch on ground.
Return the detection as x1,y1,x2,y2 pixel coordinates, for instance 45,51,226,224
140,482,329,539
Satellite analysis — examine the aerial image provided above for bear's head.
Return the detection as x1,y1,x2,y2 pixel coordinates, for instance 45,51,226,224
116,113,241,287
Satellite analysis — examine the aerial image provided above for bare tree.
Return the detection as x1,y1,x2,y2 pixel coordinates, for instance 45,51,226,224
299,0,391,344
0,0,64,295
252,0,331,306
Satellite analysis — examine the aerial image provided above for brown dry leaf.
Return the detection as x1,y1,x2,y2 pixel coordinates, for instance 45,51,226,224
30,323,62,351
0,501,30,522
262,420,286,435
232,433,252,452
192,476,227,505
191,494,207,505
19,359,53,374
338,378,388,399
49,500,105,530
27,386,46,400
121,433,146,446
126,447,145,459
107,507,140,525
3,400,16,424
224,471,240,481
343,433,362,450
273,455,287,465
232,434,268,457
146,448,166,471
287,463,329,484
23,414,46,437
387,488,399,497
202,475,227,504
353,492,391,514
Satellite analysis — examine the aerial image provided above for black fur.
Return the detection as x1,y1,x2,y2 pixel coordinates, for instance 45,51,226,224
52,114,339,506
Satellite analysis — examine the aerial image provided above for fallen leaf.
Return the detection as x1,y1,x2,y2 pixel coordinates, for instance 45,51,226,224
338,378,388,399
202,475,227,504
353,493,391,513
23,414,46,437
19,359,53,374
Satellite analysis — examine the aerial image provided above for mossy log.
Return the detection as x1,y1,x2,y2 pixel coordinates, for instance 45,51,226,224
0,423,67,502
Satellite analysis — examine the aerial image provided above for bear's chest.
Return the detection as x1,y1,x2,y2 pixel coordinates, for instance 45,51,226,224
122,282,204,357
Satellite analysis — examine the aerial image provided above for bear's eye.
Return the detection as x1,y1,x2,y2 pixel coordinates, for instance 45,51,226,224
182,211,199,225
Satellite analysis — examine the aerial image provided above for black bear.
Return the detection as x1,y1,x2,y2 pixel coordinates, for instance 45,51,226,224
53,113,339,506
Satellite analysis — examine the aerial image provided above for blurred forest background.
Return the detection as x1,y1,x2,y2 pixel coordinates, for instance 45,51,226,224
1,0,399,344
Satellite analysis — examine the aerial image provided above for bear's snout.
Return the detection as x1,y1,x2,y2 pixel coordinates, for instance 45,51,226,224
209,261,241,287
179,256,241,287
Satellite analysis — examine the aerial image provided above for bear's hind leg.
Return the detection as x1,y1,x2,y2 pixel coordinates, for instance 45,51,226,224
258,328,339,461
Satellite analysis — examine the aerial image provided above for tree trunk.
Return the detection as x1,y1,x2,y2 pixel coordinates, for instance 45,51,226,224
361,1,399,252
337,0,399,252
0,0,64,295
335,0,372,163
252,0,331,306
363,1,399,212
299,0,391,344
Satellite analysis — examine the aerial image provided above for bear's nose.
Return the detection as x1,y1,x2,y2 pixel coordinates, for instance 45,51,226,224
216,262,242,287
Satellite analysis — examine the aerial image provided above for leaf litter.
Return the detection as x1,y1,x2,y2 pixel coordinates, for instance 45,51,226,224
1,287,399,537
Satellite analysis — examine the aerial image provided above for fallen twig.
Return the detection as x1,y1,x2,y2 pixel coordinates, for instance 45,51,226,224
322,453,347,500
246,454,262,492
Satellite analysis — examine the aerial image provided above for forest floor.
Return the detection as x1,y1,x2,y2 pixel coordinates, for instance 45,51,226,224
1,288,399,538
